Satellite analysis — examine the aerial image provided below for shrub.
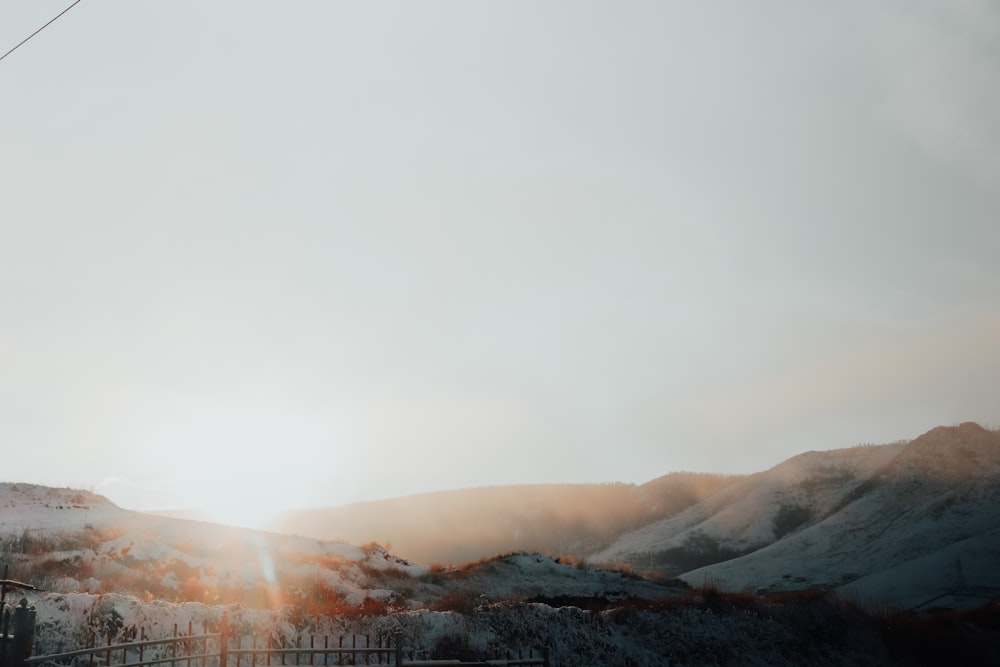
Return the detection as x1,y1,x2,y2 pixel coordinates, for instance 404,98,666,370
428,590,483,615
643,532,752,575
430,633,479,661
773,503,813,538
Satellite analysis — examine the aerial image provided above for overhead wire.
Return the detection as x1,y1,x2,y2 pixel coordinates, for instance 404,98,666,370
0,0,82,64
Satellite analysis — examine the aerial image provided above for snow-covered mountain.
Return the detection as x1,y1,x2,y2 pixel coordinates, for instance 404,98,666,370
7,423,997,614
590,422,1000,610
261,422,1000,612
589,440,908,572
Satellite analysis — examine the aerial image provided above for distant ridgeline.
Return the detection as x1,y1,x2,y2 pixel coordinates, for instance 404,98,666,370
265,473,742,564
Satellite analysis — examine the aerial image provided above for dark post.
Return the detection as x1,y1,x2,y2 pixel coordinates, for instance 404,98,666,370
11,600,36,667
542,646,550,667
394,634,403,666
219,613,229,667
1,567,36,667
1,607,9,667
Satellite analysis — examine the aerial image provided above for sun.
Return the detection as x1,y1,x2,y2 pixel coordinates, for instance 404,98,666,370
141,402,335,530
166,459,301,530
196,488,283,530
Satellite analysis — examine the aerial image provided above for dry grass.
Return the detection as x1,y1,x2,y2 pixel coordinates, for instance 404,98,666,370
876,601,1000,665
554,554,588,569
428,590,484,615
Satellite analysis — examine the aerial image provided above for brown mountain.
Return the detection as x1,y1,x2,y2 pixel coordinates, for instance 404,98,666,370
264,472,740,565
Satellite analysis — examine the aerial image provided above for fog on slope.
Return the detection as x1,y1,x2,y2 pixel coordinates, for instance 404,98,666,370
265,473,740,565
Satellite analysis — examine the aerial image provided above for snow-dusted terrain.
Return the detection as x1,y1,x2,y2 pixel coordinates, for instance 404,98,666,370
3,423,1000,665
0,484,681,608
591,441,906,569
591,423,1000,611
258,422,1000,613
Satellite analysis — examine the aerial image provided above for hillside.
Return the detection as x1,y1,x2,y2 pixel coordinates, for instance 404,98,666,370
4,423,1000,664
265,473,740,565
589,440,908,572
590,423,1000,610
5,482,1000,665
0,482,679,610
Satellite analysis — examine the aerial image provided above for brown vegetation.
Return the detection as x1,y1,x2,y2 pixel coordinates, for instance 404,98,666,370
266,474,744,565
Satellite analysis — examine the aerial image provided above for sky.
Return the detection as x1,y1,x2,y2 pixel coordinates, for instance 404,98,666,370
2,1,999,528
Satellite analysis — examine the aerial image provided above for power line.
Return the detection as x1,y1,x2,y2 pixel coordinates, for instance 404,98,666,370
0,0,82,64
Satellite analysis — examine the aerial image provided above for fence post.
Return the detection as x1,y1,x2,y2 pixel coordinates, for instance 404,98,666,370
542,646,550,667
394,634,403,666
219,613,229,667
1,607,9,667
11,599,36,667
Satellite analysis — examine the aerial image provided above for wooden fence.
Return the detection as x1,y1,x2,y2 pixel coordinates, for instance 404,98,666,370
18,613,548,667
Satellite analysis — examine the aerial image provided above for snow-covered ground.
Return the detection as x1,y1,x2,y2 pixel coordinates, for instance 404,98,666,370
18,586,914,667
3,425,1000,664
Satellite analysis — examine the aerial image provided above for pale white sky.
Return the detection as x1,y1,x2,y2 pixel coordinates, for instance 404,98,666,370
2,1,999,527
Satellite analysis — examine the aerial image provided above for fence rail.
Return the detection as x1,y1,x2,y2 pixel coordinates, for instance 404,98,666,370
26,633,222,667
22,613,549,667
26,635,220,664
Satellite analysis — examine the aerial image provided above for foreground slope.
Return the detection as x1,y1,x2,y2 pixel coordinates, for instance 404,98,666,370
0,482,680,611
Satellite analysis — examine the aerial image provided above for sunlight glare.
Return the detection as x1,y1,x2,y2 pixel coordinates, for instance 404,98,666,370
146,403,334,529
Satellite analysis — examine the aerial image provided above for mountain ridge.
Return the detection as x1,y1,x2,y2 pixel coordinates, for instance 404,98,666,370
261,422,1000,610
4,422,997,613
660,423,1000,608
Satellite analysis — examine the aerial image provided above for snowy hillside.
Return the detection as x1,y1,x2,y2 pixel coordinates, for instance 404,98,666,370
5,482,915,666
0,484,128,531
591,423,1000,610
590,441,906,571
0,483,678,611
3,428,1000,666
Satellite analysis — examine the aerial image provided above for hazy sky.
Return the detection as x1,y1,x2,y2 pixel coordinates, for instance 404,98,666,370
3,1,999,527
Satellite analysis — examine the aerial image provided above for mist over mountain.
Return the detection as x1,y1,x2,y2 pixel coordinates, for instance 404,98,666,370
265,473,740,565
262,422,1000,612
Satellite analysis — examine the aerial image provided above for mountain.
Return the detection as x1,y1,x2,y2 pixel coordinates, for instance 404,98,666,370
5,422,998,617
590,422,1000,610
0,481,681,610
4,424,1000,664
589,438,908,572
264,473,740,565
1,482,707,665
262,423,1000,611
